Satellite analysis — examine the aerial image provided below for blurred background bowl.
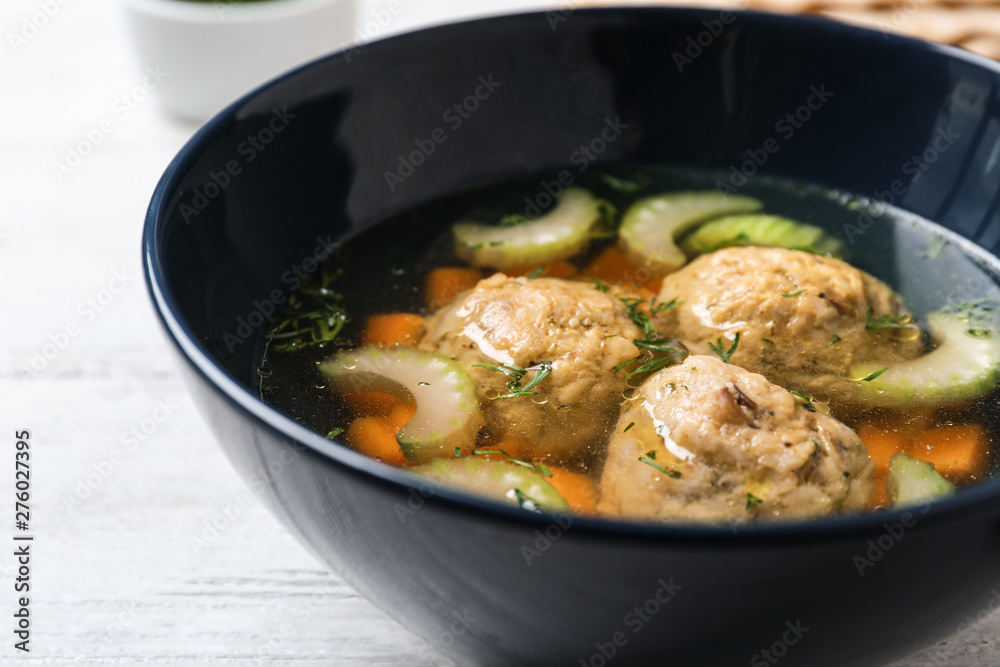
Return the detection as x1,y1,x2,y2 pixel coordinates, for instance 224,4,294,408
123,0,356,122
143,8,1000,666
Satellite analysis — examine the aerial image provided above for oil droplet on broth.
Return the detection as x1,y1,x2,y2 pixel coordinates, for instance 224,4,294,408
623,387,641,400
531,396,548,405
484,388,501,400
625,375,645,389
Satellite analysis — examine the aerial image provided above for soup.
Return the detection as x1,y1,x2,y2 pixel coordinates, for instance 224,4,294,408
257,166,1000,523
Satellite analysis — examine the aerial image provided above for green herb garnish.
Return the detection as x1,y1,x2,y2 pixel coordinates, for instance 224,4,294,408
615,296,686,377
326,427,345,440
829,334,841,346
638,456,682,478
477,361,553,399
708,332,740,364
866,308,916,332
860,367,888,382
624,422,635,433
592,278,611,292
626,356,676,377
787,389,815,411
512,488,542,512
264,267,349,353
473,362,526,379
473,448,552,477
746,493,763,510
762,338,774,345
600,173,647,194
781,289,806,297
526,266,544,280
498,213,528,226
418,381,430,386
944,299,996,338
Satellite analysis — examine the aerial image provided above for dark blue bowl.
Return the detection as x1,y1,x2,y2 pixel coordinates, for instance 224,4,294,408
143,8,1000,666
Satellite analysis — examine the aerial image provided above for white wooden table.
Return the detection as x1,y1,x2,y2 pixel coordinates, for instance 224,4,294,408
1,0,998,664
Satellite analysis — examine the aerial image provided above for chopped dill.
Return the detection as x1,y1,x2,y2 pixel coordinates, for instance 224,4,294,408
476,361,553,399
454,447,462,458
418,381,430,386
860,367,888,382
626,356,676,377
708,332,740,363
746,493,763,510
600,173,648,194
473,362,526,379
264,267,349,353
787,389,815,411
326,427,345,440
592,278,611,292
762,338,774,345
512,488,542,512
781,289,806,297
645,450,657,459
944,299,997,338
828,334,841,346
638,455,682,478
865,308,916,332
615,296,686,377
526,266,544,279
498,213,528,226
473,448,552,477
623,421,635,433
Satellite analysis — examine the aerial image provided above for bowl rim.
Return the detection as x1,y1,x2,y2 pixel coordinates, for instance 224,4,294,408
143,5,1000,542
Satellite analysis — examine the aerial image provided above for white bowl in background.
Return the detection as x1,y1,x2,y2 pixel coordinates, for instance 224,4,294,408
123,0,356,122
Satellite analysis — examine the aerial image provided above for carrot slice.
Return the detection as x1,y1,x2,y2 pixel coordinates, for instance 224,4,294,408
344,416,407,466
546,466,599,515
424,267,482,309
908,424,990,482
388,401,417,430
584,246,660,290
858,423,910,477
341,390,405,417
362,313,426,347
868,472,890,509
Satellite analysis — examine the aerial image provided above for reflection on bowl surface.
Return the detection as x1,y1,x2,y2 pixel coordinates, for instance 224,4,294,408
144,8,1000,666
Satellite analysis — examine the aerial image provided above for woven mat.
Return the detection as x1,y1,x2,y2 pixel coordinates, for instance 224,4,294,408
578,0,1000,59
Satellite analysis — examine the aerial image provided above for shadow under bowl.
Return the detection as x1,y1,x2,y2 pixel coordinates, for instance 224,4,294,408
143,8,1000,666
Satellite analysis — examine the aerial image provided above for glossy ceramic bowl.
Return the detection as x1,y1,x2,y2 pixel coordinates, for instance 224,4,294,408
143,8,1000,666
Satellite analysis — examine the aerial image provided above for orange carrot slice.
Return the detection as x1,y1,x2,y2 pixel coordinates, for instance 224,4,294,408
546,466,599,515
424,267,482,309
344,416,407,466
858,423,910,477
362,313,426,347
909,424,990,482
